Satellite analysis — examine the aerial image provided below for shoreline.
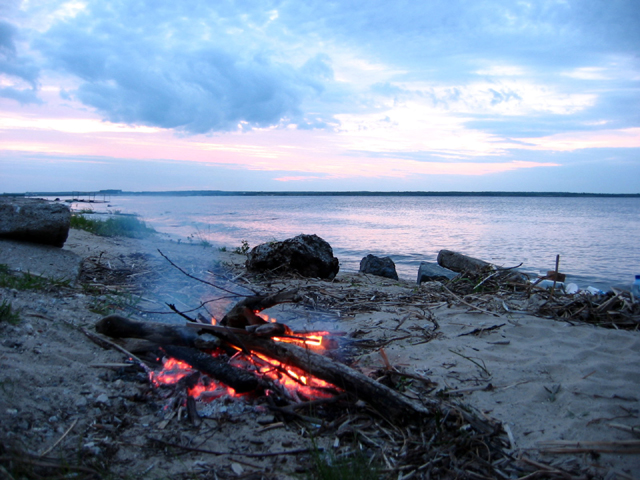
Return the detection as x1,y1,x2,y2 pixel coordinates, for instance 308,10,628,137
13,195,638,291
1,229,639,478
75,207,637,292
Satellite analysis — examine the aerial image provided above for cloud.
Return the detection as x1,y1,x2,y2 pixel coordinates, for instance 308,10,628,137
0,20,40,103
1,0,638,195
12,0,640,135
29,1,341,133
274,175,326,182
515,127,640,151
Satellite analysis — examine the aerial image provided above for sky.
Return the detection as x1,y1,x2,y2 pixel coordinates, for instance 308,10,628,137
1,0,639,193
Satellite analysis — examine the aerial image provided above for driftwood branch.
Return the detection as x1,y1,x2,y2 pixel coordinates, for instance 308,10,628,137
220,289,302,328
96,315,200,347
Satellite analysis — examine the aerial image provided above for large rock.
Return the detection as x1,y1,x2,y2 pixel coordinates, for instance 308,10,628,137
437,249,493,275
0,197,71,247
359,254,398,280
246,234,340,279
417,262,457,284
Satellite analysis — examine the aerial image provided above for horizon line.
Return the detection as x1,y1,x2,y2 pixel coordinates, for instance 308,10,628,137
4,190,640,198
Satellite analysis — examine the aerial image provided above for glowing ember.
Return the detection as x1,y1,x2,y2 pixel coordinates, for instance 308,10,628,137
272,333,326,348
150,358,193,385
243,351,334,398
257,313,277,323
150,314,336,402
149,355,245,401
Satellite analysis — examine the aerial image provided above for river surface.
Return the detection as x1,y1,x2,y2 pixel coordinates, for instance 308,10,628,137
64,195,640,291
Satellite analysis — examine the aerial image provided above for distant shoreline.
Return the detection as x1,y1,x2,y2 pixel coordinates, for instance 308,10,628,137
5,190,640,198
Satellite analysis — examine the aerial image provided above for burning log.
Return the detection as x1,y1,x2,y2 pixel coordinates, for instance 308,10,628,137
96,316,261,393
220,289,302,328
95,315,486,426
161,345,261,394
190,323,444,421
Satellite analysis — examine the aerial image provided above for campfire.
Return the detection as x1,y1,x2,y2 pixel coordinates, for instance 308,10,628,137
91,281,564,479
95,290,445,421
149,312,338,404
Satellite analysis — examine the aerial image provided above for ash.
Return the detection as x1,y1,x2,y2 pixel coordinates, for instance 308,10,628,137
196,395,252,418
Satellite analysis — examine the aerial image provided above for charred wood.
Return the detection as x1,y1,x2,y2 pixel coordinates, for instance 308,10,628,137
190,324,469,424
220,289,302,328
95,315,491,428
161,345,261,394
95,314,206,347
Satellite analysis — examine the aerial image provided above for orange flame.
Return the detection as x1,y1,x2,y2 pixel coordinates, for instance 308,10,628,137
244,350,333,396
149,358,193,386
257,313,277,323
150,318,336,401
272,333,327,348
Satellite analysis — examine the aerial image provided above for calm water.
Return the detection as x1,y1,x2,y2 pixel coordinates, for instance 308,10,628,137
68,195,640,290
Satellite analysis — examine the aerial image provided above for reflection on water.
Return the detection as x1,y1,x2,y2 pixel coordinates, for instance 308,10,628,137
68,195,640,289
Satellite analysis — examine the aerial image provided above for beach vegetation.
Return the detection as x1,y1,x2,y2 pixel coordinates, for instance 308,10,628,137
218,246,227,252
307,444,379,480
0,264,71,291
89,292,141,316
70,213,155,238
185,226,215,248
0,299,20,324
234,239,250,254
187,232,212,247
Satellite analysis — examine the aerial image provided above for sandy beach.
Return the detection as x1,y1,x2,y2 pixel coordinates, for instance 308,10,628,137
1,228,639,479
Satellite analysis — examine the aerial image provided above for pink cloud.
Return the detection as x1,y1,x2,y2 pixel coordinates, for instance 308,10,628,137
517,128,640,151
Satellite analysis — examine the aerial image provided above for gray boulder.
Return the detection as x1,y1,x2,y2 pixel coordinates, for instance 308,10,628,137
437,249,493,275
417,262,457,284
246,234,339,279
0,198,71,247
359,254,399,280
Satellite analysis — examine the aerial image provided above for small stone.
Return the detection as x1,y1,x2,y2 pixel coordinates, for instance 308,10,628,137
359,254,399,280
5,408,18,416
48,415,58,423
23,323,34,334
256,414,275,425
75,397,88,407
416,262,458,284
231,463,244,475
95,393,110,405
83,442,101,456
